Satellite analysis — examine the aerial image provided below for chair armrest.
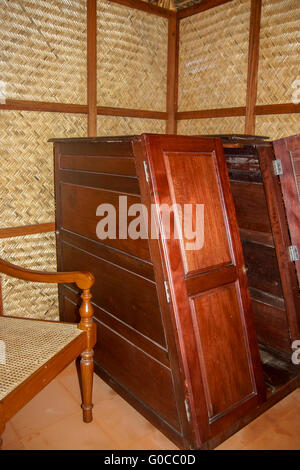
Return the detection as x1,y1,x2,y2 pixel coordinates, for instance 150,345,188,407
0,257,94,290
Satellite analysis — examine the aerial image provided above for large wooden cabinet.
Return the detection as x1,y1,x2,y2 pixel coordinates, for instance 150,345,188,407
51,134,300,449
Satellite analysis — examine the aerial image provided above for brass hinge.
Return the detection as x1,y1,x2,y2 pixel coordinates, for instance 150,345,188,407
184,398,191,423
164,280,170,303
288,245,300,262
273,159,283,176
143,160,150,183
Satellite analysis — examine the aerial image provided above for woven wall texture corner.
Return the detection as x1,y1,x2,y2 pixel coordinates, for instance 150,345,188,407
178,0,250,112
0,0,87,104
97,0,168,111
0,232,59,320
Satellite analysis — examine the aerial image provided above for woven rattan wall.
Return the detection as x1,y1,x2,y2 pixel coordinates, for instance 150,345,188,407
0,0,87,104
255,0,300,138
0,111,87,229
0,0,88,319
0,232,59,320
256,114,300,140
98,115,166,135
178,0,250,112
257,0,300,106
0,111,86,319
97,0,168,111
177,117,246,135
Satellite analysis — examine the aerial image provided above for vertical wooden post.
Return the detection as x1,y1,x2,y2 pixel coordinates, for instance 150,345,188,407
87,0,97,137
166,14,179,134
245,0,262,135
0,277,3,316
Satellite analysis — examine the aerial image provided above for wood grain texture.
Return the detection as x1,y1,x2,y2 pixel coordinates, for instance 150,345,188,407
134,134,265,448
87,0,97,137
273,135,300,287
166,15,179,134
0,223,55,239
177,0,234,19
245,0,262,134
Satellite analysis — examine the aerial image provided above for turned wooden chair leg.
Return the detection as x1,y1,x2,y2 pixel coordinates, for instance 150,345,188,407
80,348,94,423
78,287,96,423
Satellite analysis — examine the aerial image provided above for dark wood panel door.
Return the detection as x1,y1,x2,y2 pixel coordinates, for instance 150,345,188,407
273,134,300,287
133,134,265,448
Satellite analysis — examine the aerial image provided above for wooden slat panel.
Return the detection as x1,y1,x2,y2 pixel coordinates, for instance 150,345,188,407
61,242,165,346
61,286,169,366
60,183,149,259
230,181,272,232
93,320,180,431
242,240,283,297
252,299,291,352
59,171,140,194
60,155,136,176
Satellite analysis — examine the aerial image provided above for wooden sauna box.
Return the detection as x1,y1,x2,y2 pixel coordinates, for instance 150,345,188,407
51,134,300,450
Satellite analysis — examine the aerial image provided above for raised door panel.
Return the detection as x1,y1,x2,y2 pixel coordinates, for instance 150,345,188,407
164,152,231,275
191,284,254,422
134,134,265,448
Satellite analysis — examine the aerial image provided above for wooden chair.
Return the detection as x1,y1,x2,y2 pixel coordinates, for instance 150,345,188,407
0,256,96,448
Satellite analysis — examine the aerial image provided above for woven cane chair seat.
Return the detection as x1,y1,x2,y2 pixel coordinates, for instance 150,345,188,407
0,316,83,401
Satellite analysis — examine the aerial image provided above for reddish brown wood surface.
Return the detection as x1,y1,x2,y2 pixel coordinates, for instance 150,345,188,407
0,223,55,239
133,134,265,448
273,135,300,287
245,0,262,134
87,0,97,137
166,15,179,134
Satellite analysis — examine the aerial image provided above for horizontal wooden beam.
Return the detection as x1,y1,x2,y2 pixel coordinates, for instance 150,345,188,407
97,106,167,120
0,100,88,114
177,0,233,19
109,0,173,17
176,103,300,120
0,223,55,239
0,99,168,120
255,103,300,115
176,107,246,120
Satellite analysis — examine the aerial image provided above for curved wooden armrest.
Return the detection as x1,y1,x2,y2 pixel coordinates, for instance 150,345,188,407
0,257,94,290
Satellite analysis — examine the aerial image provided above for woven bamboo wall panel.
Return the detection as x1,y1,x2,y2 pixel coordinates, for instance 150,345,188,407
178,0,250,111
0,0,87,103
97,115,166,135
257,0,300,105
97,0,168,111
0,111,87,229
0,232,59,320
177,117,246,135
255,114,300,140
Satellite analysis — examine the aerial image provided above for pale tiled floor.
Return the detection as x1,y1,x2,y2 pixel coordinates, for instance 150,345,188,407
2,362,300,450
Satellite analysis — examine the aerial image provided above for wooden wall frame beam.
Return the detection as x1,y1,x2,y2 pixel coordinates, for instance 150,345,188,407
109,0,173,17
0,100,88,115
177,0,234,20
0,223,55,239
255,103,300,116
166,14,179,134
176,107,246,120
97,106,167,120
245,0,262,134
87,0,97,137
